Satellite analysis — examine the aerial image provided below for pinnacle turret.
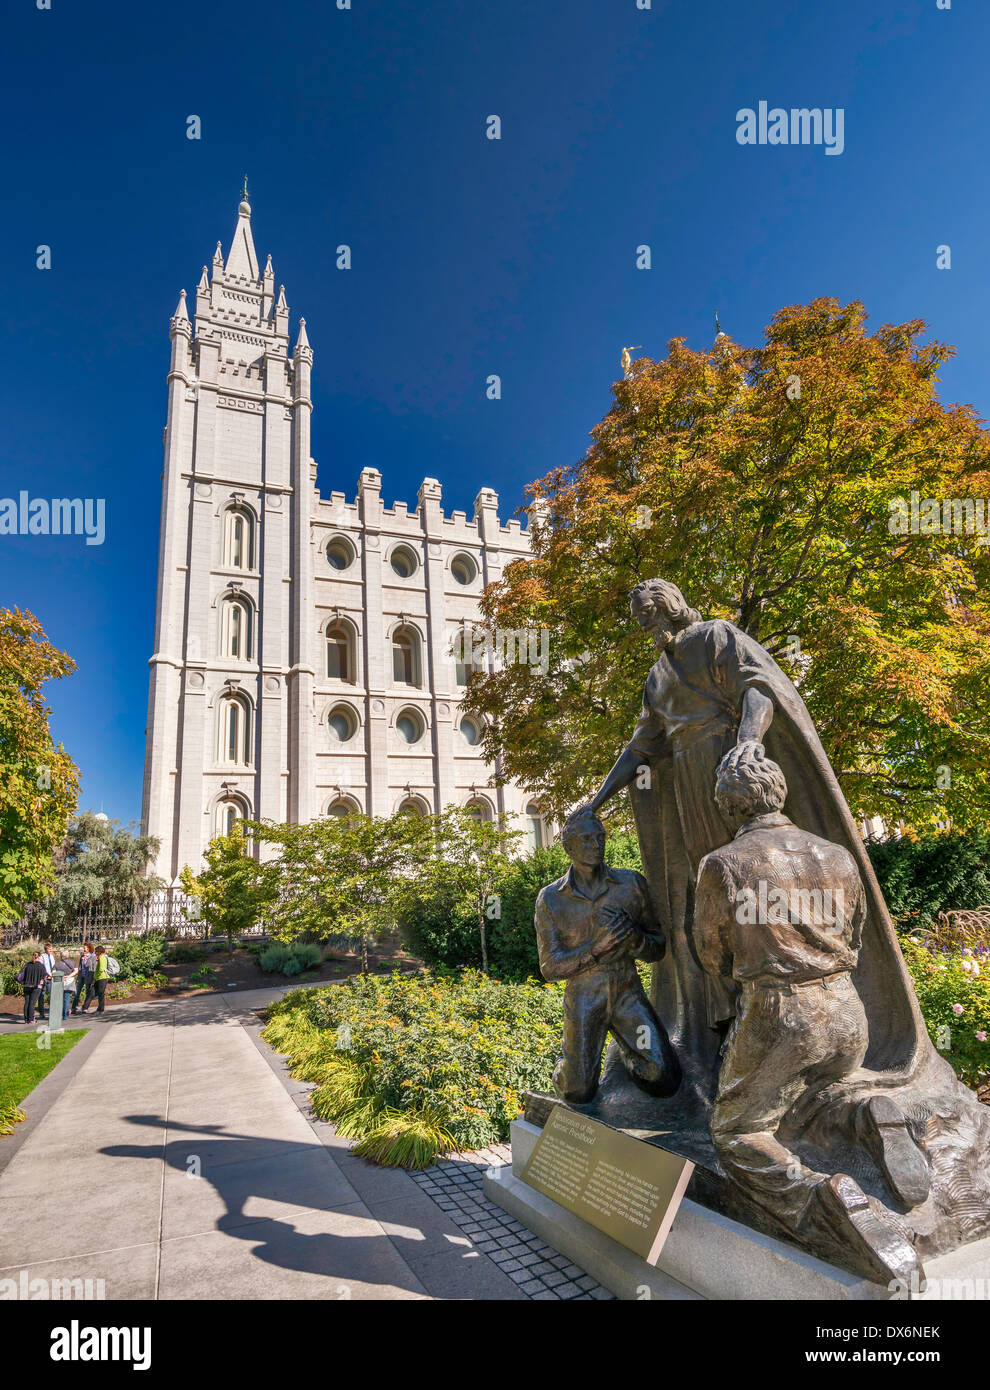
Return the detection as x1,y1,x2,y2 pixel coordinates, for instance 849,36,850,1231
225,192,259,281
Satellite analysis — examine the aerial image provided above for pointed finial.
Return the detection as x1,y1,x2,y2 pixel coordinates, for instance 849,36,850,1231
238,176,251,216
714,311,726,338
295,317,311,350
173,289,189,321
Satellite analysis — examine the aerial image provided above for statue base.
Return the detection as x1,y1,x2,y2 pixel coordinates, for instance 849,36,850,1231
484,1118,990,1301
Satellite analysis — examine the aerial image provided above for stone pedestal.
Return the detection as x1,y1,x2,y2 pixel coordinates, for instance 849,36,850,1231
482,1120,990,1302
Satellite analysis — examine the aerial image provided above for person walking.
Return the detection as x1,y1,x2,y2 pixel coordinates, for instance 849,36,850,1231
17,953,45,1024
74,942,96,1014
92,946,112,1015
37,943,56,1021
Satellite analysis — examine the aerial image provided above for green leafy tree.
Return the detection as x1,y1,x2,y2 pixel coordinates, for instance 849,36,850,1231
256,812,421,971
31,811,163,934
464,299,990,830
0,609,79,923
180,827,277,954
402,807,522,974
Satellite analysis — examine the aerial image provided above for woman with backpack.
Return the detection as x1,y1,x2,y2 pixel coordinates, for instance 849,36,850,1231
92,945,114,1015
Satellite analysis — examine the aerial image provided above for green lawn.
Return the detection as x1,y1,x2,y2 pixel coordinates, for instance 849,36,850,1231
0,1031,86,1136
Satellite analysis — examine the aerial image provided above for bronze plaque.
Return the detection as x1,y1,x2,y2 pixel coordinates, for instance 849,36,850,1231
521,1106,694,1264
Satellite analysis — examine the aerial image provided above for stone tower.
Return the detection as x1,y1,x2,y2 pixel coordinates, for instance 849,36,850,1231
142,193,540,882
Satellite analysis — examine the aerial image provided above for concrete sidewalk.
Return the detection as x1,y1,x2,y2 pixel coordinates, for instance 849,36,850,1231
0,990,529,1300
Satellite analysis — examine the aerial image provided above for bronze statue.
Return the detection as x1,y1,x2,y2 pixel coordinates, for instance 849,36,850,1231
535,809,679,1104
694,748,926,1283
530,578,990,1285
580,579,936,1110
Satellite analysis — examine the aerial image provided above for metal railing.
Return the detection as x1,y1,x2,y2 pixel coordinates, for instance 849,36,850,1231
0,888,244,949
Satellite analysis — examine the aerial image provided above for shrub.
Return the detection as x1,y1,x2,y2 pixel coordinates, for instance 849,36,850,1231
396,887,478,970
128,971,168,991
114,933,167,979
262,969,564,1166
868,830,990,929
901,936,990,1090
189,965,218,989
169,943,207,964
488,845,569,981
258,942,322,976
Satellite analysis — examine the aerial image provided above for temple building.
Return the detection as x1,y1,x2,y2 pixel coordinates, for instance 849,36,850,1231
141,192,542,881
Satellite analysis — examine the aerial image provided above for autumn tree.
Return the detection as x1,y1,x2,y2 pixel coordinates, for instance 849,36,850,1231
0,608,79,923
463,299,990,831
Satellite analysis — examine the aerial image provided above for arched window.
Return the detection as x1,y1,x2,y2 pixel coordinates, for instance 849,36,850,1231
223,506,255,570
397,796,430,816
325,796,360,819
465,797,493,824
218,693,251,766
326,624,354,683
221,595,254,661
392,626,421,687
215,796,249,838
525,802,546,852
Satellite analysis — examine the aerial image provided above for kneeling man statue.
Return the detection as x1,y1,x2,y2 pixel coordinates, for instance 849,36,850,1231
536,809,681,1105
695,747,928,1283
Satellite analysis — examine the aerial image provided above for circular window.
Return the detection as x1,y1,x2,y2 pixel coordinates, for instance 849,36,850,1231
328,705,358,744
459,717,481,746
451,553,477,586
390,546,418,579
396,709,424,744
326,538,354,571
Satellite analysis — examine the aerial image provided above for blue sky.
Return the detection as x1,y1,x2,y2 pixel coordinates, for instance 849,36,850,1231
2,0,988,825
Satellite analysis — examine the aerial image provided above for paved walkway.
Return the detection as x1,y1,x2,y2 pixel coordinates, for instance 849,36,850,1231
0,990,609,1300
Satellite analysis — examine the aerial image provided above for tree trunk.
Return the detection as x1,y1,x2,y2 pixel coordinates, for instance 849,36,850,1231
361,936,369,973
479,914,489,975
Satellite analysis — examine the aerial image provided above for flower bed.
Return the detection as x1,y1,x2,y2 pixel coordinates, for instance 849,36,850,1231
262,969,564,1166
901,936,990,1092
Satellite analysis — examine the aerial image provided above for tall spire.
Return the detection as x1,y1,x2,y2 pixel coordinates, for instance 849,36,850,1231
225,181,259,281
